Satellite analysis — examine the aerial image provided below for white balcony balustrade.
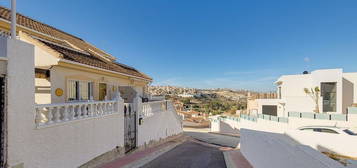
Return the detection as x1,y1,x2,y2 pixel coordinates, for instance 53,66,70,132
35,100,119,128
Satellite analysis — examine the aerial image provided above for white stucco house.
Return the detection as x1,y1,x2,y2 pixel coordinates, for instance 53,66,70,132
0,6,183,168
247,69,357,117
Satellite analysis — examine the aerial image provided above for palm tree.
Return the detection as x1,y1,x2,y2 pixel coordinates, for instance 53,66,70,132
304,87,320,113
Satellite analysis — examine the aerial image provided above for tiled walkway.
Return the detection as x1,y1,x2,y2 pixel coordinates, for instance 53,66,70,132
100,140,178,168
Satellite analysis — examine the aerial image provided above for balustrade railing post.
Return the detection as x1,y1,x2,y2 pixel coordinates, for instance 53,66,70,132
77,104,82,119
54,106,61,122
100,103,104,115
88,103,93,117
134,95,142,121
64,106,69,121
70,105,75,119
35,107,43,126
83,104,88,118
47,107,54,124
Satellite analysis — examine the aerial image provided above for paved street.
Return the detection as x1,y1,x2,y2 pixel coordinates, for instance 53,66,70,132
184,128,240,148
140,128,241,168
141,141,227,168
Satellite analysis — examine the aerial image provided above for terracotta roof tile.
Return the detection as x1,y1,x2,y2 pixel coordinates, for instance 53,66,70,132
0,6,151,80
40,40,151,80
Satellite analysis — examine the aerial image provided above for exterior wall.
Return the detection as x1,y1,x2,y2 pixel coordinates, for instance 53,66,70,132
240,129,343,168
35,78,51,104
18,32,149,105
342,72,357,103
19,34,59,68
23,114,124,168
214,113,357,159
246,99,258,115
286,130,357,158
5,38,36,168
137,102,183,146
4,38,126,168
50,65,147,104
342,78,354,114
256,99,285,117
278,73,315,114
0,60,6,75
258,69,351,116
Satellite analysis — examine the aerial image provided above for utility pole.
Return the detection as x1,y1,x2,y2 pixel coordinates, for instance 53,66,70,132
11,0,16,39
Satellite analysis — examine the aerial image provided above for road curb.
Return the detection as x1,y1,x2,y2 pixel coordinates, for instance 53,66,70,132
209,132,240,138
122,141,183,168
223,150,253,168
224,151,236,168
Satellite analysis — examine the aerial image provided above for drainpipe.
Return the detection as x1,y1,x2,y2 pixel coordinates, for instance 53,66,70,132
11,0,16,39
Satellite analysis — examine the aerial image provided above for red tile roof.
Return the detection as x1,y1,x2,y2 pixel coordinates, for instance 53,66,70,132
0,6,152,80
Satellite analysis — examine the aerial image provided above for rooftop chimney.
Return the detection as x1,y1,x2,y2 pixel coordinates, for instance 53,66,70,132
11,0,16,39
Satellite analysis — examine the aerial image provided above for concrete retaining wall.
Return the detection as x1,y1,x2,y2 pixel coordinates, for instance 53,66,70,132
240,129,343,168
286,130,357,158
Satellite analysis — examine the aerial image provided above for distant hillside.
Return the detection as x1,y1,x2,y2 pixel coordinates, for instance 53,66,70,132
149,86,250,101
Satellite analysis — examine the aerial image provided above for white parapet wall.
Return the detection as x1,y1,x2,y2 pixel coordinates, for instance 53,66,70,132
138,100,183,146
3,37,183,168
4,38,125,168
240,129,344,168
214,113,357,158
286,130,357,158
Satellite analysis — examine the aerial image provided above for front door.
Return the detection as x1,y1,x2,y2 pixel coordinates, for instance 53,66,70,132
99,83,107,101
124,103,137,153
0,77,5,167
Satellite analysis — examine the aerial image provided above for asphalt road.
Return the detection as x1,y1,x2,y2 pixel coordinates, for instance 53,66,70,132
141,129,240,168
184,131,240,148
140,141,227,168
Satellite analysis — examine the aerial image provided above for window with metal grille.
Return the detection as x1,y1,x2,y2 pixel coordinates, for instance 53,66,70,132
67,80,93,101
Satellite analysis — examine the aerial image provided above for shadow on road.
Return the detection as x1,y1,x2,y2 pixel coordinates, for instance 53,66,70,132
184,131,240,148
141,141,227,168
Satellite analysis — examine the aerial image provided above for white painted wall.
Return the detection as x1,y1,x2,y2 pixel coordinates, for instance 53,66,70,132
256,69,356,116
50,66,146,103
240,129,343,168
286,130,357,158
137,101,182,146
342,72,357,103
5,38,125,168
255,99,286,117
35,78,51,104
215,114,357,158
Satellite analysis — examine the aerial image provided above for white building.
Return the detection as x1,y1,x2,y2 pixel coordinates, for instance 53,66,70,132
248,69,357,117
178,94,194,98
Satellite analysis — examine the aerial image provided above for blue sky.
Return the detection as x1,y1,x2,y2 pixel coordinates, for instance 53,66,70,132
2,0,357,91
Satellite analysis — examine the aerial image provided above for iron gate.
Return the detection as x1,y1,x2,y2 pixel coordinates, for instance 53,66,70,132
0,77,5,167
124,103,136,153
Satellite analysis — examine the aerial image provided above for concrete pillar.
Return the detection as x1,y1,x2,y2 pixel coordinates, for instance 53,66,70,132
4,37,35,167
133,96,142,146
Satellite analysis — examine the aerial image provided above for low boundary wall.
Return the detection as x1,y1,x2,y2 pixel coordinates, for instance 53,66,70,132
4,38,183,168
138,101,183,146
240,129,343,168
